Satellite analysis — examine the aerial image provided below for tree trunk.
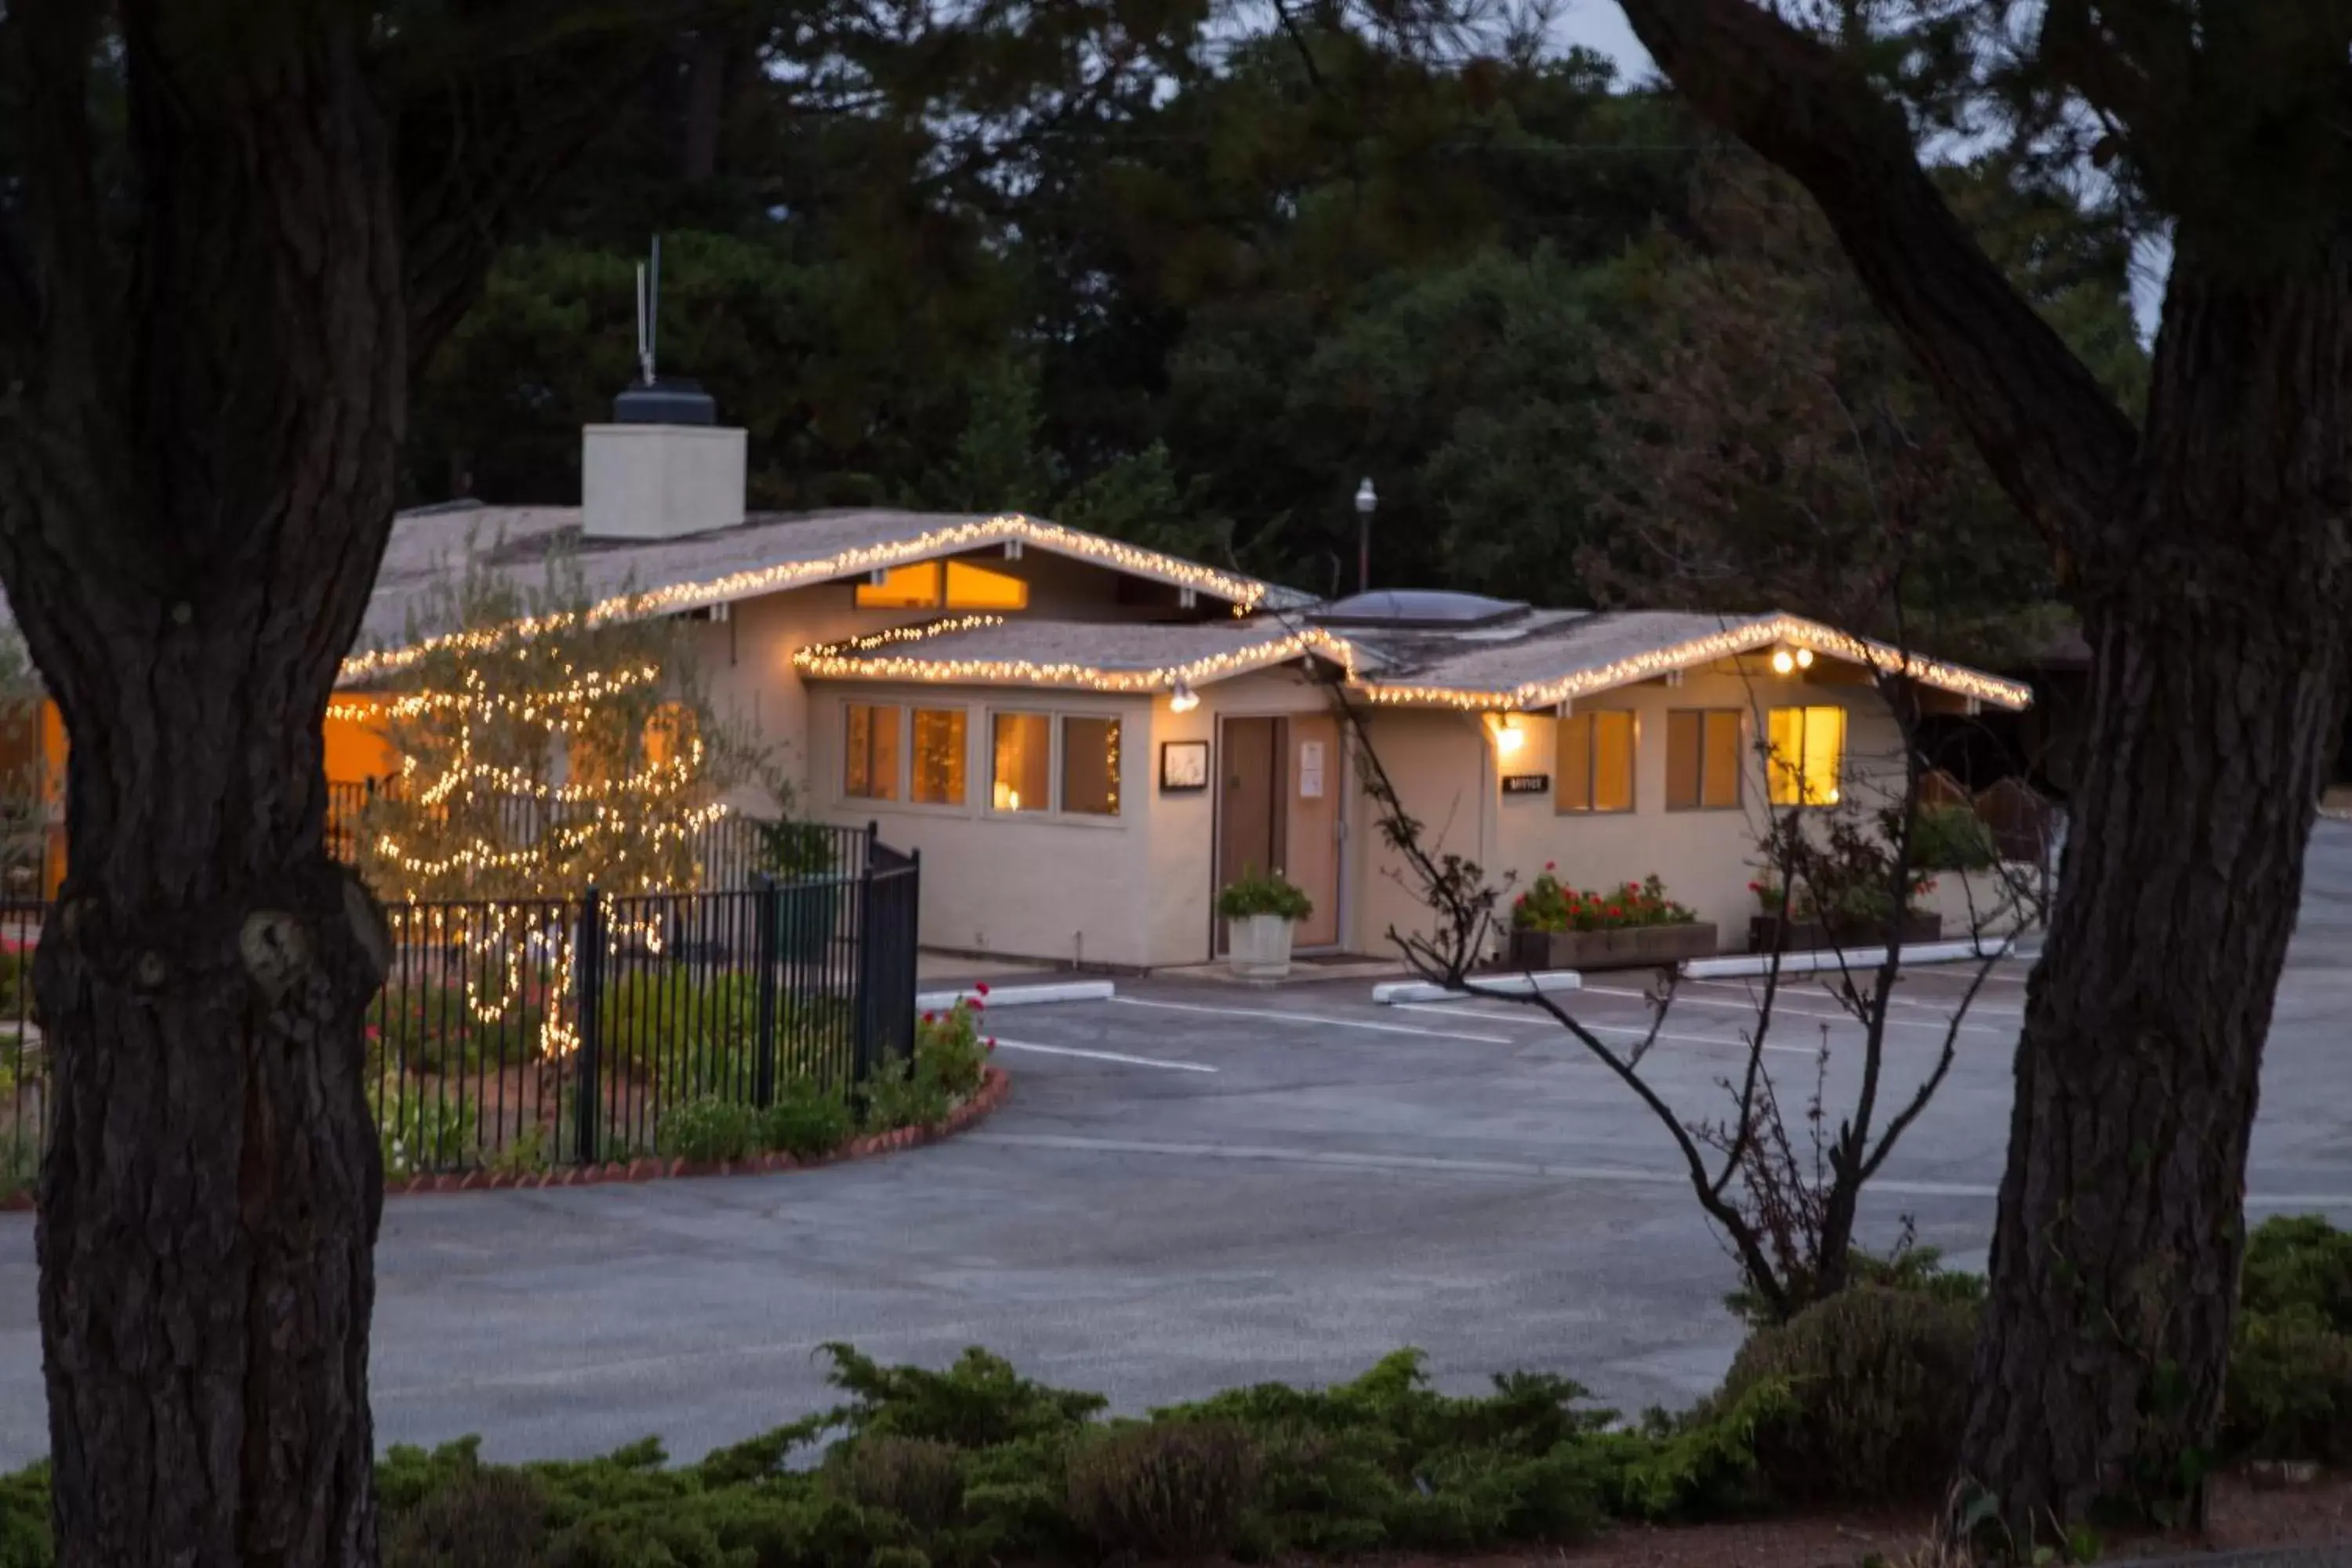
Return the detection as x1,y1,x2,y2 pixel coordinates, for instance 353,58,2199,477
0,9,406,1563
1957,249,2352,1537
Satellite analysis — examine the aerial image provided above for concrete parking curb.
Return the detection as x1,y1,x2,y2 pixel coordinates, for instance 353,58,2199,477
0,1067,1014,1214
1373,971,1583,1004
2107,1547,2352,1566
1682,938,2034,980
917,980,1115,1011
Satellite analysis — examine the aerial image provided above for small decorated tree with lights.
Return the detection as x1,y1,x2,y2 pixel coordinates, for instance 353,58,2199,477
350,550,759,905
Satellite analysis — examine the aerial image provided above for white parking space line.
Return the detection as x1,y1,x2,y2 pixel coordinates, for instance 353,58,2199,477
1592,982,2009,1036
1388,1002,1812,1056
1108,996,1514,1044
989,1038,1218,1073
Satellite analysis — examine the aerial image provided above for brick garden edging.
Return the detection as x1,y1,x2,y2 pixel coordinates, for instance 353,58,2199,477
0,1067,1011,1212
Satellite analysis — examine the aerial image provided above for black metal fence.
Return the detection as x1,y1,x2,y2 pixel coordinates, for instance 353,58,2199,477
0,828,922,1181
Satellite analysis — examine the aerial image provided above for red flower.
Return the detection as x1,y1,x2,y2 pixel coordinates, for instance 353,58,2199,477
1607,904,1623,917
1544,860,1556,872
975,982,991,996
985,1037,998,1051
1514,893,1527,906
922,1011,936,1024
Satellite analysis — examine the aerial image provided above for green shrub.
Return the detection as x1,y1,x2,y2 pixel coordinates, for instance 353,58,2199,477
2224,1305,2352,1464
1715,1286,1976,1503
373,980,550,1076
816,1344,1108,1449
0,1461,49,1568
914,1001,988,1101
0,1132,33,1206
372,1077,481,1178
2242,1214,2352,1332
383,1465,550,1568
863,1059,953,1133
1907,804,1998,872
1065,1421,1258,1559
0,951,35,1027
826,1436,966,1531
1215,865,1312,923
662,1096,759,1163
761,1079,855,1158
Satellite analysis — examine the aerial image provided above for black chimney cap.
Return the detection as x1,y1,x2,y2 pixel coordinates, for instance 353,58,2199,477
613,376,717,426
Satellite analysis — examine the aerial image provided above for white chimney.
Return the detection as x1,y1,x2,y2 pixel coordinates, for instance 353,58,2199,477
582,379,744,541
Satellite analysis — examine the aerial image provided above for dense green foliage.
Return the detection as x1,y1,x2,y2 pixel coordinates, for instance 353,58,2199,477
9,1221,2352,1565
398,11,2143,656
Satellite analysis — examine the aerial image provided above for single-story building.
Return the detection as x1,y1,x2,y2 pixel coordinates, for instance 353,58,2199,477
0,397,2032,964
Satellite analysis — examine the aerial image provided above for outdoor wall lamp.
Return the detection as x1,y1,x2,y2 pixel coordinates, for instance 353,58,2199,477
1769,646,1816,676
1169,677,1200,714
1488,713,1525,755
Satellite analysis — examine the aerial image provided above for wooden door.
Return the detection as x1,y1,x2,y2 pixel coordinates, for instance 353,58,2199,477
1284,713,1341,948
1214,717,1284,955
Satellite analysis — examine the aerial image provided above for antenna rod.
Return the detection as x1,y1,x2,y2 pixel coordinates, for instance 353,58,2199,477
647,234,662,384
634,263,652,387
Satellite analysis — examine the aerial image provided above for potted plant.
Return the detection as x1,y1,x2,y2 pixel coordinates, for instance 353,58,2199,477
1508,866,1717,970
1218,865,1313,980
1746,815,1943,955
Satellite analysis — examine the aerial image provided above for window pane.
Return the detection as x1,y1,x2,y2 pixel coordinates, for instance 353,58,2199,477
1702,711,1744,809
854,562,942,608
912,709,967,805
944,560,1029,610
844,703,902,800
1664,712,1702,810
1802,706,1846,805
1555,713,1592,812
1593,712,1635,812
1060,717,1122,816
1766,707,1805,806
991,713,1051,812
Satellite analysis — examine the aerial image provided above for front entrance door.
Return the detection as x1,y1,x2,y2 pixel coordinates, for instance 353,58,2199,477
1214,714,1343,953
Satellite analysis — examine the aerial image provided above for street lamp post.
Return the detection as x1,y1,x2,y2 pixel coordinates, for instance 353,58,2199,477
1355,477,1377,595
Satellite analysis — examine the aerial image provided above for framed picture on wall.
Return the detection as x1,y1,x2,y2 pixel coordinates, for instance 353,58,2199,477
1160,739,1210,793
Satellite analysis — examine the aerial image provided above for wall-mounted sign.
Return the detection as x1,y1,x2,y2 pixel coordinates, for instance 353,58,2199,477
1298,739,1326,799
1501,773,1551,796
1160,739,1210,792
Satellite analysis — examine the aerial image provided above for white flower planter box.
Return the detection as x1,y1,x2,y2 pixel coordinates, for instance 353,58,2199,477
1226,913,1297,980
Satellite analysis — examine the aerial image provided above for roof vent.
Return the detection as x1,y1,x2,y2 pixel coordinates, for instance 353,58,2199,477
581,238,746,540
1309,589,1529,630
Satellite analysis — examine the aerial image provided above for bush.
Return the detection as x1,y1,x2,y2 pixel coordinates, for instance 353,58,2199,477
914,1000,989,1101
761,1079,856,1159
372,1077,481,1178
2224,1304,2352,1465
383,1465,550,1568
0,1461,48,1568
662,1095,760,1163
1715,1287,1976,1503
2242,1214,2352,1331
1065,1421,1258,1559
1215,865,1312,923
1907,804,1998,872
826,1436,967,1531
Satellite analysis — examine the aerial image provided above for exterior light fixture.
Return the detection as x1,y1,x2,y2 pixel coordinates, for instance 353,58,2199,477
1770,648,1796,675
1490,713,1525,755
1795,648,1815,670
1355,477,1377,595
1169,677,1200,714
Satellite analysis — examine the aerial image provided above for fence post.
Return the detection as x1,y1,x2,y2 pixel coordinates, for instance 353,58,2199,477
753,873,780,1108
572,885,604,1166
852,855,877,1083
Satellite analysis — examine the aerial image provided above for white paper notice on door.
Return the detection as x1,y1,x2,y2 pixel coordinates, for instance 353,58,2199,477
1299,739,1326,799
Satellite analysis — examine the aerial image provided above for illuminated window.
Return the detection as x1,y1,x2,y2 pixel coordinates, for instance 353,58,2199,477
644,701,697,772
855,562,942,608
844,702,902,800
1556,711,1635,814
1060,717,1121,816
1665,710,1743,811
1766,706,1846,806
912,708,968,806
945,560,1029,609
991,713,1051,813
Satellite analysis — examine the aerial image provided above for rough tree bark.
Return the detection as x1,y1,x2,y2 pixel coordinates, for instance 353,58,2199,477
0,4,683,1563
1613,0,2352,1537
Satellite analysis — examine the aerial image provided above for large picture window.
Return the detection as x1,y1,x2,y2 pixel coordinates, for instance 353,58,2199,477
1766,706,1846,806
991,713,1051,813
853,558,1032,610
912,709,968,805
844,702,902,800
1665,710,1743,811
1555,711,1635,814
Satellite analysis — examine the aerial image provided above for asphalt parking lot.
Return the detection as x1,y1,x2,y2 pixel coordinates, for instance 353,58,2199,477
9,825,2352,1469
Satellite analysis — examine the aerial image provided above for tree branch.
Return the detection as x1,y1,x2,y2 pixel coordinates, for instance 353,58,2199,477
1613,0,2138,560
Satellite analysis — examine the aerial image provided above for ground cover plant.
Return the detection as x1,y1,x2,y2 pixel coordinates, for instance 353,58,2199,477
11,1215,2347,1568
